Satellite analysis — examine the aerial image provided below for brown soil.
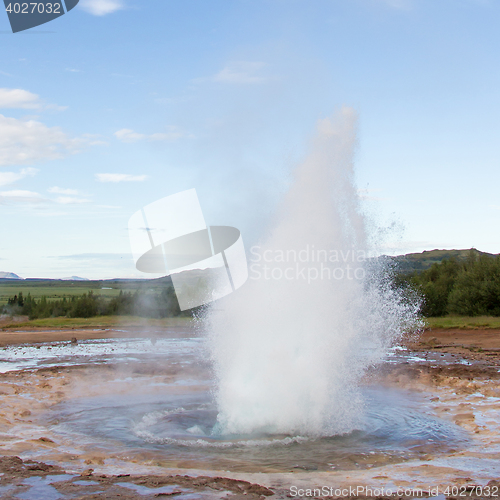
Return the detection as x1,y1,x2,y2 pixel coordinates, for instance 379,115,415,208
0,326,195,346
413,327,500,350
404,328,500,364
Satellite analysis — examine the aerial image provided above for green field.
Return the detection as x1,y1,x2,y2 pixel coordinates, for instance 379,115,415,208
0,278,171,305
425,316,500,330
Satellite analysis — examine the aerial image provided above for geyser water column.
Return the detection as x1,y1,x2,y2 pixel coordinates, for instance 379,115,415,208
208,108,422,437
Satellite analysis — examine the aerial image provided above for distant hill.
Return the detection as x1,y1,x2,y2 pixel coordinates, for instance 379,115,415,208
2,250,498,282
0,272,23,280
390,248,499,273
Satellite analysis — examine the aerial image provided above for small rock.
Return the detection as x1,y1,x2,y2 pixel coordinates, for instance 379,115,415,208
38,437,55,443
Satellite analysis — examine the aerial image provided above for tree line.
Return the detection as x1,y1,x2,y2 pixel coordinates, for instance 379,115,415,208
1,287,192,319
396,251,500,317
3,251,500,319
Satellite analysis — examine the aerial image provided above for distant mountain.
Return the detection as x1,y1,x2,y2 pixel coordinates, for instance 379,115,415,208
0,272,23,280
2,249,498,282
390,248,499,273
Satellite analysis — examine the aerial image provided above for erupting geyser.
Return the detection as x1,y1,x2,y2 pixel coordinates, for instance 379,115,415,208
208,108,422,437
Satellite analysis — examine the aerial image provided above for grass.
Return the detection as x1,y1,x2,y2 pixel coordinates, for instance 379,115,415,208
0,279,172,305
425,316,500,330
0,284,121,304
0,315,194,329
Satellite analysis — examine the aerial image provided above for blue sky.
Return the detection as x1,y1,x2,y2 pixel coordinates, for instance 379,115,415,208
0,0,499,279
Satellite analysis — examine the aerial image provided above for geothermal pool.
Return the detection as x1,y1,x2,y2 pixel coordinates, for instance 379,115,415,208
0,333,468,473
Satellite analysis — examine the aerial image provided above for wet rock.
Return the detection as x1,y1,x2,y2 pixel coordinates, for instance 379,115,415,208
0,456,63,480
27,462,54,471
37,437,55,443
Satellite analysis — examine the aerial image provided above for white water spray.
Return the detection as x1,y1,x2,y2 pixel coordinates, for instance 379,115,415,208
208,108,421,437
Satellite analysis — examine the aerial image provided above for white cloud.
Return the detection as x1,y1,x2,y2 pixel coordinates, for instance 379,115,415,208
95,173,148,183
0,88,65,111
490,204,500,210
150,127,190,141
55,252,131,261
81,133,108,146
0,189,45,203
208,62,268,84
0,115,84,167
79,0,125,16
0,88,41,109
114,126,190,143
0,187,89,205
55,196,90,204
48,186,79,195
114,129,145,143
0,172,23,186
0,167,38,187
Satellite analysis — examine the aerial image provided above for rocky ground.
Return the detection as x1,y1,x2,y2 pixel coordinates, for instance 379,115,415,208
0,326,499,499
